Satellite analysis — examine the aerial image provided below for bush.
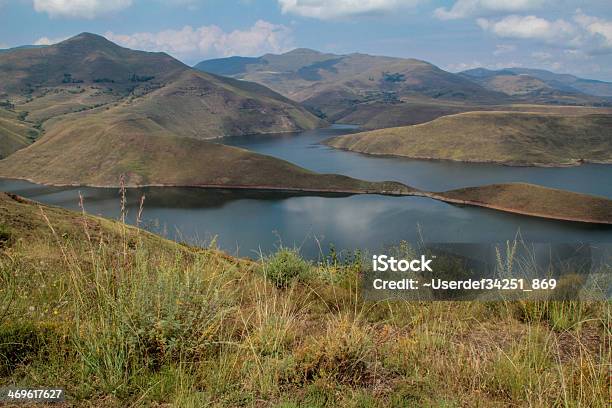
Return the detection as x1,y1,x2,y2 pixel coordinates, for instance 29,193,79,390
0,224,12,248
264,248,311,288
0,322,58,376
284,315,375,387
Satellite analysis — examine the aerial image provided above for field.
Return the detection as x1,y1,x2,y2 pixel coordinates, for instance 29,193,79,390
326,111,612,166
0,192,610,407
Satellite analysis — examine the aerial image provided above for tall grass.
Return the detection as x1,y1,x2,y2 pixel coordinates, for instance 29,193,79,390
0,196,609,406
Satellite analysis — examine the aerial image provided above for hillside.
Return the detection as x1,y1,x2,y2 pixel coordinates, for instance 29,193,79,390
326,111,612,166
1,193,608,406
0,34,357,189
196,49,510,127
435,183,612,224
0,87,408,192
508,68,612,98
0,33,322,135
0,33,186,96
0,106,39,158
460,68,612,105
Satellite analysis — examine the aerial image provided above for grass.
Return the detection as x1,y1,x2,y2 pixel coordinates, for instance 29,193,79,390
435,182,612,224
0,107,39,158
0,192,610,407
326,111,612,166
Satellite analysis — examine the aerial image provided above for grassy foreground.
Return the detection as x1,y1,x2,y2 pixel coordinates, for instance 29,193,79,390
0,192,610,407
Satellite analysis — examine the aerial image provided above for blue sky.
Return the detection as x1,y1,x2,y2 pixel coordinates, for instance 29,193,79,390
1,0,611,80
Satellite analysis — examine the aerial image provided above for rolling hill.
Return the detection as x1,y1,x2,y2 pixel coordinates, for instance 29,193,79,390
0,106,39,158
460,68,612,105
325,111,612,166
195,49,510,127
196,49,612,129
0,33,345,187
0,33,322,135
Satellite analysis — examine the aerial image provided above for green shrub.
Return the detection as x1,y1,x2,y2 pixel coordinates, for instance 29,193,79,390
0,322,57,376
0,224,13,248
264,248,311,288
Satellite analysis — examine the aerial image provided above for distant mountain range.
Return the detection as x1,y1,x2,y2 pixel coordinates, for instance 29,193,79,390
195,49,612,128
459,67,612,103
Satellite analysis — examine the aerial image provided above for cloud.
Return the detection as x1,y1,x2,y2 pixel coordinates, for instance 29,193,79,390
477,11,612,55
434,0,546,20
477,15,576,44
277,0,422,20
33,35,67,45
33,0,132,18
574,9,612,53
105,20,294,62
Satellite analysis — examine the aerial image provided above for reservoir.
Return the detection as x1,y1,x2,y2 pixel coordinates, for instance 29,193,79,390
1,125,611,258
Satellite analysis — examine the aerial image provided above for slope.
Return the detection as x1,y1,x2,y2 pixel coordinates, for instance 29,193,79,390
0,107,39,158
325,111,612,166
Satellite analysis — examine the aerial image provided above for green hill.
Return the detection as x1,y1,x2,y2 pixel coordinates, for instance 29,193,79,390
326,111,612,166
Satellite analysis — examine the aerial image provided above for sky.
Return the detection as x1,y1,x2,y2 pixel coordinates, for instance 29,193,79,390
1,0,611,80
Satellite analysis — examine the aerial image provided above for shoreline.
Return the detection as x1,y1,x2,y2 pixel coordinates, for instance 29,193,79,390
2,175,611,226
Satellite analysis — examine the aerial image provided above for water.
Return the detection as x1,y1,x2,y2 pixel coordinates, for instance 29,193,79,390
1,125,611,258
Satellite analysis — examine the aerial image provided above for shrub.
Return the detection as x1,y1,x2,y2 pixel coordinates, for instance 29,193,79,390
285,315,375,387
264,248,311,288
0,322,58,376
0,224,13,248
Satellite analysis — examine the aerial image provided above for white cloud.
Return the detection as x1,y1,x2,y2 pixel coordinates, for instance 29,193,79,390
33,0,132,18
105,20,294,62
574,9,612,52
434,0,546,20
477,11,612,55
277,0,422,20
33,36,67,45
477,15,576,44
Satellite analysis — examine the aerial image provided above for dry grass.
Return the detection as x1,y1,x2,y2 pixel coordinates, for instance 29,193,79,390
326,111,612,166
0,193,609,407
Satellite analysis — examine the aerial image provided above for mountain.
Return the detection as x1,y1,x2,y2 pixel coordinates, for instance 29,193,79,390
0,44,47,54
0,34,393,190
195,49,511,128
0,33,321,135
460,68,612,104
325,111,612,166
508,68,612,97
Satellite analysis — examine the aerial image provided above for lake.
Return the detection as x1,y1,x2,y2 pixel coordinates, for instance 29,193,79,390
1,125,611,259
